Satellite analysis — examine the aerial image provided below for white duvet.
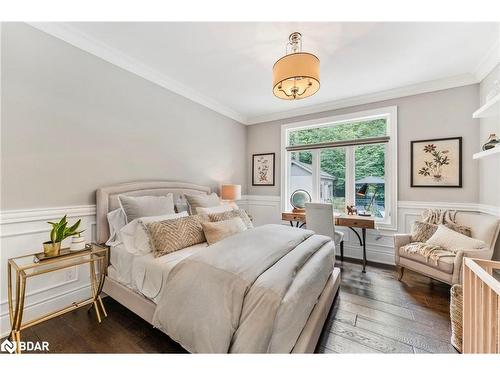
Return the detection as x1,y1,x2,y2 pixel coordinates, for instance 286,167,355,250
152,224,335,353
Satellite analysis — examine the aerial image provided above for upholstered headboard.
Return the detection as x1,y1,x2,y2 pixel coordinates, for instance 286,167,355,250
96,181,211,244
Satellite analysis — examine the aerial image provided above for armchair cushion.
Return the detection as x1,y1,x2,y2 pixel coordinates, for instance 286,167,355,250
398,246,455,274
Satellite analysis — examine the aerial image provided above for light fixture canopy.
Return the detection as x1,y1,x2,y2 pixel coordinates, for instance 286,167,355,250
273,32,320,100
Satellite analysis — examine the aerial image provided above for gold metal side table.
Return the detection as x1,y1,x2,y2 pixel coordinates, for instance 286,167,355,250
7,243,108,353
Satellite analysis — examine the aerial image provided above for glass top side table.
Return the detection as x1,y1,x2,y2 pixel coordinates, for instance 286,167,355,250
7,243,108,353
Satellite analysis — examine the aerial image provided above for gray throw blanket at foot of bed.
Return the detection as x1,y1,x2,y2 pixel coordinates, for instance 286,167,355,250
152,224,334,353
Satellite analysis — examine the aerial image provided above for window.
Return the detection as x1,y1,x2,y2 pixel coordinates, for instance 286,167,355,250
320,148,346,211
281,107,397,230
289,151,313,202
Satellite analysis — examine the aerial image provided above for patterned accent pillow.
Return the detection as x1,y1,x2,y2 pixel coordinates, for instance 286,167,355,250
411,221,439,243
411,221,471,243
445,222,472,238
207,209,253,229
146,215,207,257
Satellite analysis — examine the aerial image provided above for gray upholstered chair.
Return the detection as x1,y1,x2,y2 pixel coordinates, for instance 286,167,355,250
305,203,344,260
394,212,500,285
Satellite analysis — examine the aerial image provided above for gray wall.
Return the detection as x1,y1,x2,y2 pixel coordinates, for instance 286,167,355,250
1,23,247,209
247,85,480,203
479,63,500,207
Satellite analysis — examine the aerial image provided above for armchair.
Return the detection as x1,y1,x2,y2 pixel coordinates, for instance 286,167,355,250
394,212,500,285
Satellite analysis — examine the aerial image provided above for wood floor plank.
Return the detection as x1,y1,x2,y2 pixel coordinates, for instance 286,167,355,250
316,345,336,354
327,320,414,353
339,291,415,320
413,346,432,353
322,333,382,353
355,316,456,353
337,300,451,340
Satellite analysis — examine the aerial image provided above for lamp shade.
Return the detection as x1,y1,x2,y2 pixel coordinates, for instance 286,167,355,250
273,52,320,100
221,184,241,201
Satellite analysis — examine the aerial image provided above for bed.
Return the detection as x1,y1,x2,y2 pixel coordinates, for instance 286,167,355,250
97,181,341,353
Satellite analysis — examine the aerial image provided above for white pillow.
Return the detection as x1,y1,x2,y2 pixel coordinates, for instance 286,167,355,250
118,194,175,223
196,204,235,215
105,208,127,246
427,225,486,251
119,212,188,255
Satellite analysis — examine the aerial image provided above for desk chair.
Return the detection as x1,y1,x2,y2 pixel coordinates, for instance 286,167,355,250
305,202,345,261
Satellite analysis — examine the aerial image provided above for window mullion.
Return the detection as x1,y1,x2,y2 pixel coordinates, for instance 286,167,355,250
312,150,320,201
345,146,355,207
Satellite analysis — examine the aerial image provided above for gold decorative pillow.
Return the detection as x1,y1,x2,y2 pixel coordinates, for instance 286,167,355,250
146,215,207,257
202,217,247,245
207,209,253,229
411,221,471,243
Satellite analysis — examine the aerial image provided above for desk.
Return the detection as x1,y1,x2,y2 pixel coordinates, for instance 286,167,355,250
282,212,375,273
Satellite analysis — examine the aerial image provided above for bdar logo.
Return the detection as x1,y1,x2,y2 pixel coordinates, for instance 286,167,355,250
1,339,16,354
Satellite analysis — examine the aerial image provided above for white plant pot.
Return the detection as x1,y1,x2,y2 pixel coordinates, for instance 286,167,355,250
70,236,86,251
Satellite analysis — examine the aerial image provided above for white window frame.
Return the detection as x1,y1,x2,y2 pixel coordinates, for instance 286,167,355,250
281,106,398,231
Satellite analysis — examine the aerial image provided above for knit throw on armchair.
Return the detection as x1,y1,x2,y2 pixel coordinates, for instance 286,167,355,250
401,209,460,265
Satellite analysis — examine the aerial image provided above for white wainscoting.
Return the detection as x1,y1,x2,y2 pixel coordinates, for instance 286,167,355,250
1,198,498,338
0,206,96,337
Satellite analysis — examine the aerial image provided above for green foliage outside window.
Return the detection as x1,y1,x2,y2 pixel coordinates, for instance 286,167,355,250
289,119,386,199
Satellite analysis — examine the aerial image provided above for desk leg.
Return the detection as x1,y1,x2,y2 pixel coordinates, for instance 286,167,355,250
289,221,306,228
362,228,367,273
348,227,367,273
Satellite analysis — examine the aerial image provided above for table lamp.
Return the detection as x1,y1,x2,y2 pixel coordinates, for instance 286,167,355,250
356,183,376,217
221,184,241,208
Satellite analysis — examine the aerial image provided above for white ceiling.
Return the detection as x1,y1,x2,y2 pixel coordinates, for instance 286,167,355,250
32,22,499,124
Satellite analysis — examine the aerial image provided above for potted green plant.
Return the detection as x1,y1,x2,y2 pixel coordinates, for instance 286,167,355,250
43,215,84,256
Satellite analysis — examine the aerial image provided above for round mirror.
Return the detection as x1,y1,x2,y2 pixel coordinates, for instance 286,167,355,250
290,189,312,211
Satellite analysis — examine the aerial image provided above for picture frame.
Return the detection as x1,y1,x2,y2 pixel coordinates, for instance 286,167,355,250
252,153,275,186
410,137,462,188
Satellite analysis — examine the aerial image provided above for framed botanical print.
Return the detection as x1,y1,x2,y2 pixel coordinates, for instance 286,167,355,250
411,137,462,188
252,153,275,186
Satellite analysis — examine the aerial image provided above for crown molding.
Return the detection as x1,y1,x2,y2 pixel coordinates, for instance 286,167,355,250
25,22,499,126
246,73,478,124
26,22,248,124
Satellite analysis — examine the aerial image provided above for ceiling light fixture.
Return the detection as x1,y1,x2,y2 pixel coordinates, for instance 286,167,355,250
272,32,320,100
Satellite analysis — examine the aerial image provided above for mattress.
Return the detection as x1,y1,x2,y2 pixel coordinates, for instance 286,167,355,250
107,242,208,303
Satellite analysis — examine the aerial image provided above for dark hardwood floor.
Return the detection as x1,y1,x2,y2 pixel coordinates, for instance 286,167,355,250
8,260,455,353
317,260,455,353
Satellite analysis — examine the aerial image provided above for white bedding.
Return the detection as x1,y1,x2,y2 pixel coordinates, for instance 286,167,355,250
107,226,334,353
153,225,335,353
107,242,208,303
